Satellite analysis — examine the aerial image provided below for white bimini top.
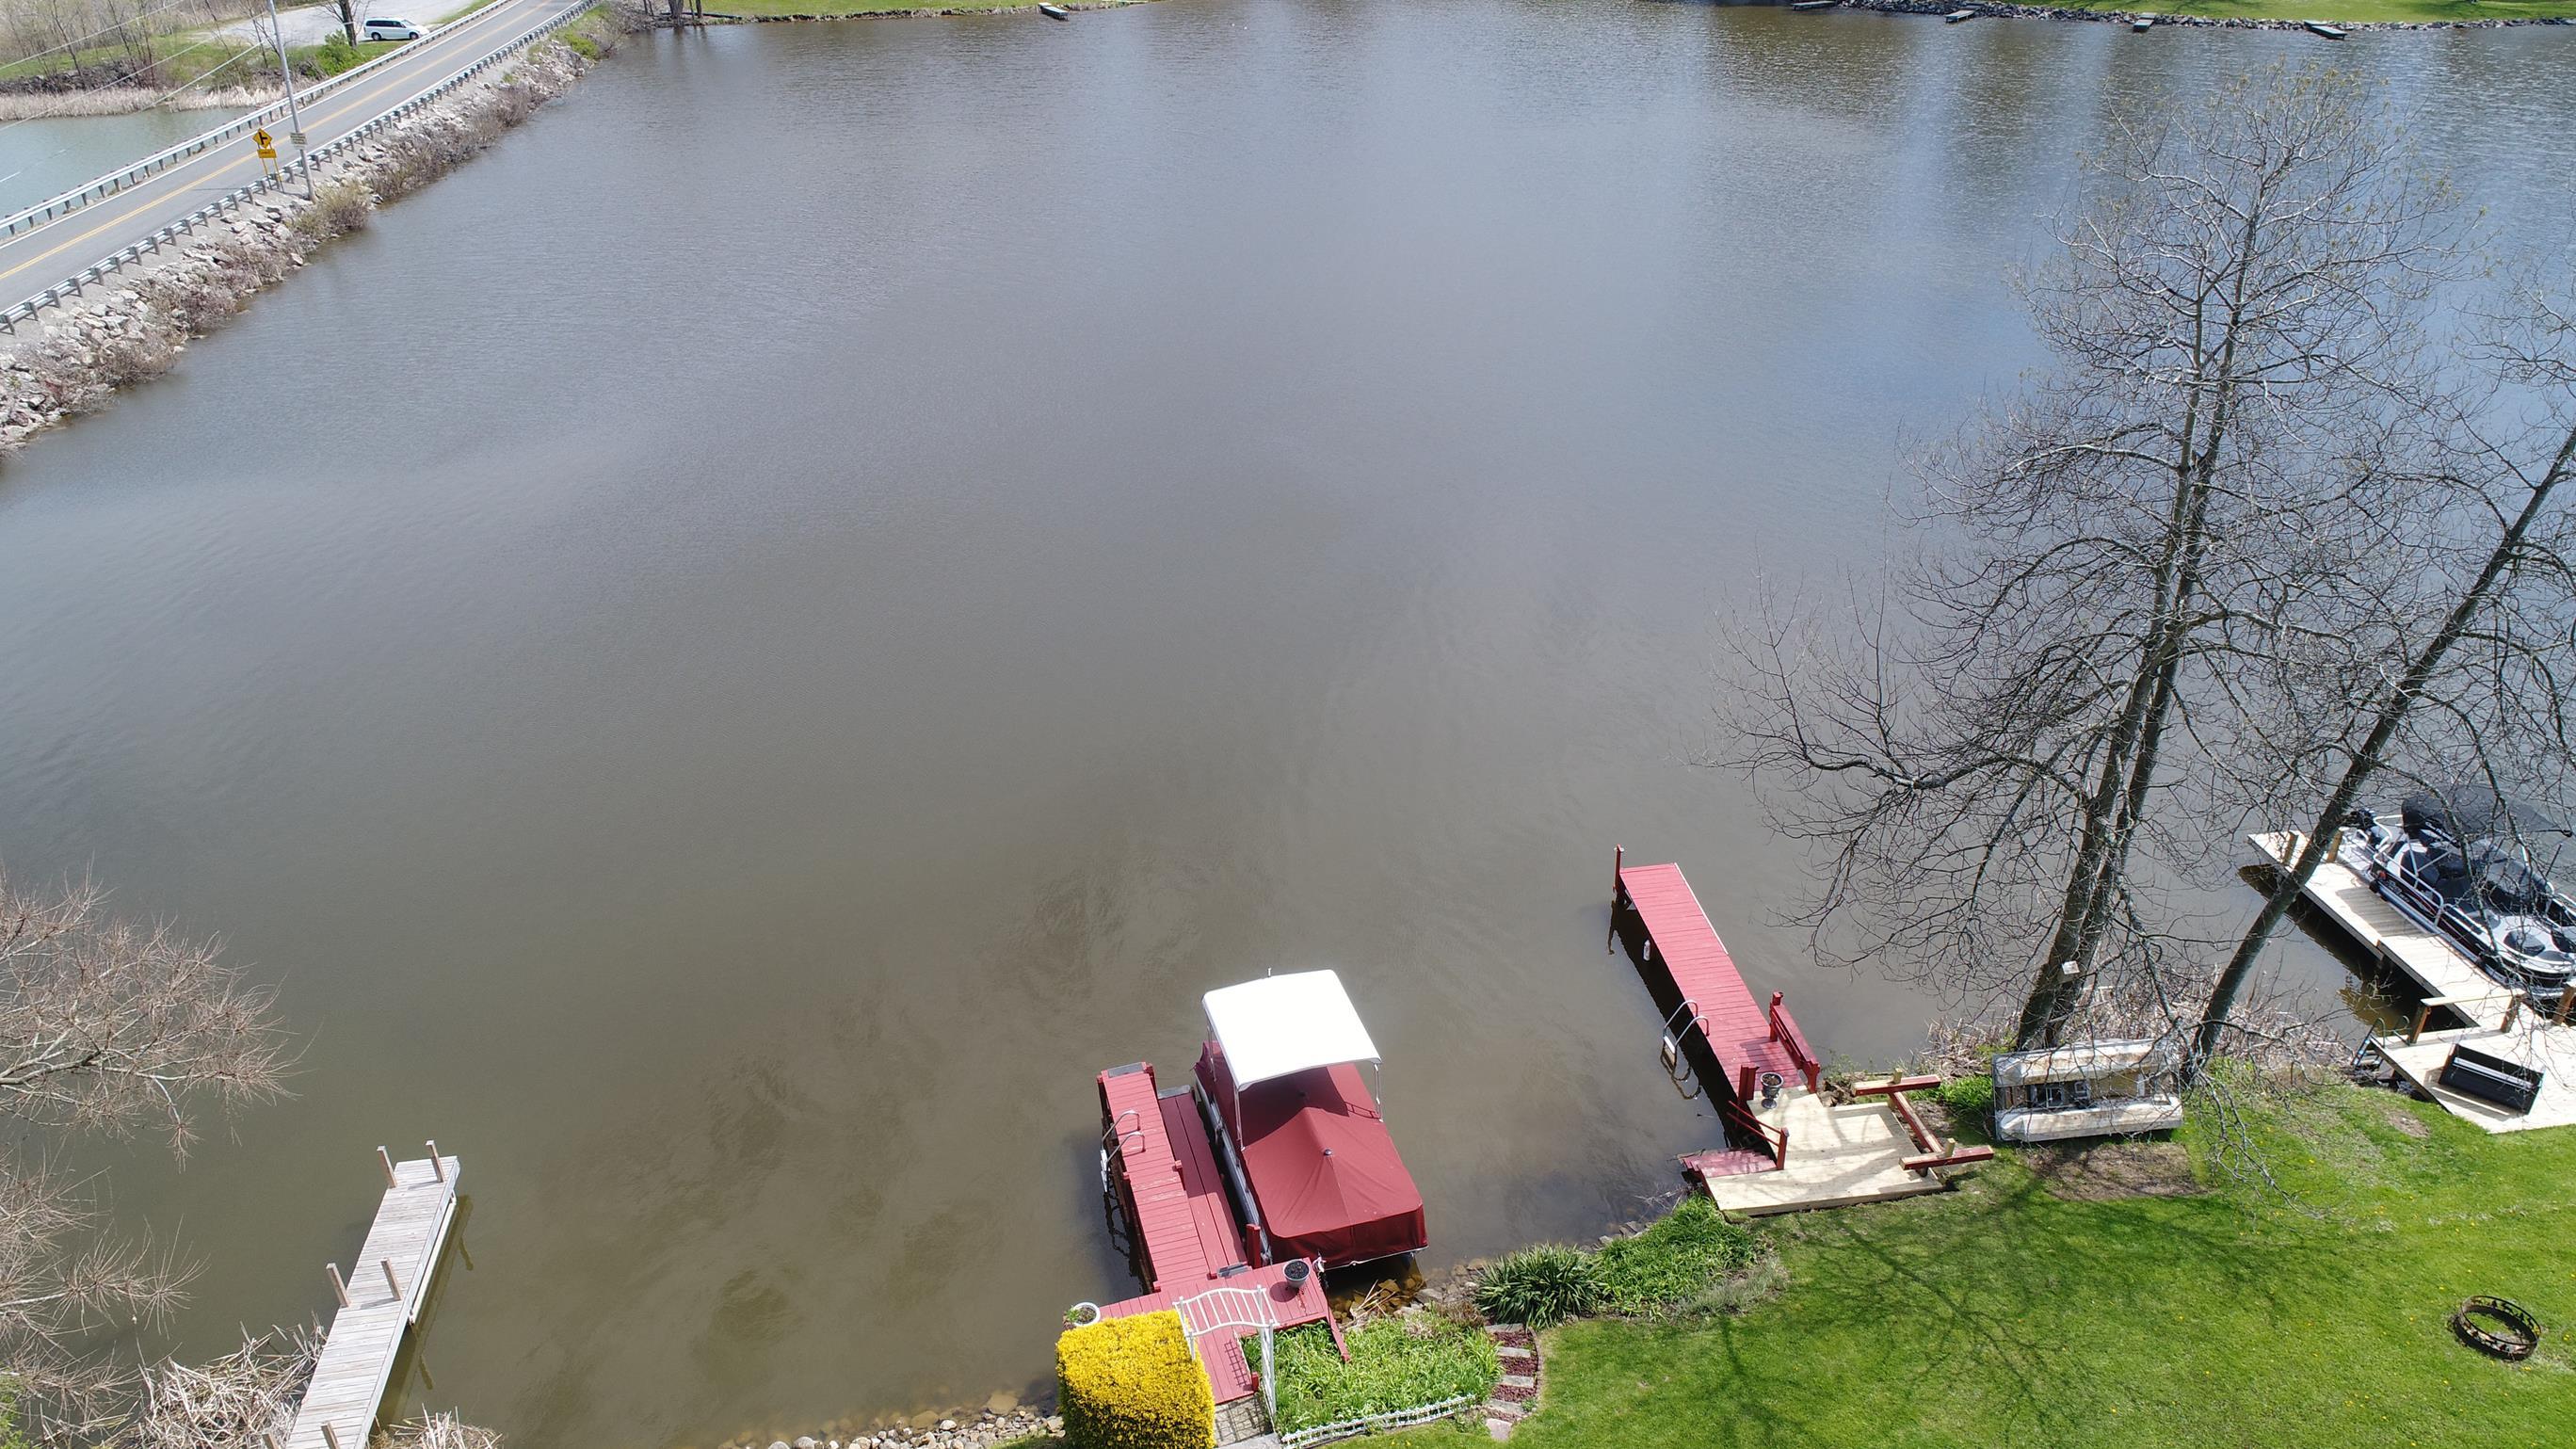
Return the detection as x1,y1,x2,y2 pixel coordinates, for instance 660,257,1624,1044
1201,970,1382,1088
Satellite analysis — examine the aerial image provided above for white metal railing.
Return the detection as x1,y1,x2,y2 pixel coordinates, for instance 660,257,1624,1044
1,1,590,330
1275,1394,1478,1449
0,1,543,242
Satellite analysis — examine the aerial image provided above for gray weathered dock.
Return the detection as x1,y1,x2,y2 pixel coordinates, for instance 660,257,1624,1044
283,1147,462,1449
2252,832,2576,1133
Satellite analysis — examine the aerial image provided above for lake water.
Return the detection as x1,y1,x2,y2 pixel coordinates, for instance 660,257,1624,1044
0,106,244,216
0,3,2570,1443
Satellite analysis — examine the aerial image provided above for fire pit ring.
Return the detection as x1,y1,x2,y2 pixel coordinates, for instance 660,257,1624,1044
2451,1296,2542,1360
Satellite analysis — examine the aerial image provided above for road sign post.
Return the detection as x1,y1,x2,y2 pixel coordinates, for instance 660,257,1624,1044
254,127,279,177
261,0,315,199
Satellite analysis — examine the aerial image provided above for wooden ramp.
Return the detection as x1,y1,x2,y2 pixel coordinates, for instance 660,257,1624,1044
2253,831,2576,1134
286,1150,462,1449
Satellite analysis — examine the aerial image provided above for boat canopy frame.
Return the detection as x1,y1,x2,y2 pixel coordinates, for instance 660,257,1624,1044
1200,971,1384,1089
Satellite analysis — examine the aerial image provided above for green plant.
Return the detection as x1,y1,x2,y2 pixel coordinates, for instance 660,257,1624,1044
1268,1317,1500,1435
1055,1310,1213,1449
1932,1073,1995,1135
1474,1244,1603,1328
1594,1198,1760,1314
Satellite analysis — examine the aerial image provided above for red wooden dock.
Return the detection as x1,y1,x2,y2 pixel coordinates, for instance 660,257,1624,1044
1094,1063,1337,1404
1615,855,1819,1103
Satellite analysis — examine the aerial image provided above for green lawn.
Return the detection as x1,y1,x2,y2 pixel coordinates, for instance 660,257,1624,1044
2037,0,2576,20
1392,1084,2576,1449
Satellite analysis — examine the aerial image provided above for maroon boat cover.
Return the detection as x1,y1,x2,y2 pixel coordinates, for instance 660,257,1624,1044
1218,1055,1426,1267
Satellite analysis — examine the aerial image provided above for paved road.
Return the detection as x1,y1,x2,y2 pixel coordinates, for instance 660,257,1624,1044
0,0,568,312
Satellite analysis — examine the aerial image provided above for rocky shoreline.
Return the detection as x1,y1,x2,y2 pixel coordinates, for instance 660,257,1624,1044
1833,0,2572,29
723,1402,1060,1449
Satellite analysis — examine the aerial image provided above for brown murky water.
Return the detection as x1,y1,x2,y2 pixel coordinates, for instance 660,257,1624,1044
0,3,2569,1442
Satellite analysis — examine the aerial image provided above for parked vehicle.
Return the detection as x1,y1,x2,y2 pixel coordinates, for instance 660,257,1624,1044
2344,785,2576,996
362,17,425,40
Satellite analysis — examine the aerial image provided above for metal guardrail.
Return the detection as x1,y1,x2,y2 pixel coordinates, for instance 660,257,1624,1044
0,2,540,243
0,1,589,332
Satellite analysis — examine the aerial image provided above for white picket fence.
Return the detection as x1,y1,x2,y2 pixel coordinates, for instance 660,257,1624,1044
1274,1393,1478,1449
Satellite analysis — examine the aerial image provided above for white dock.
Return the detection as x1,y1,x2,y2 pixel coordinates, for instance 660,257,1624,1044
2251,832,2576,1133
286,1149,462,1449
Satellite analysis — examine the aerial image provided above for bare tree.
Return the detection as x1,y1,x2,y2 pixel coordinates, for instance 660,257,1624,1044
2196,264,2576,1066
1724,64,2468,1050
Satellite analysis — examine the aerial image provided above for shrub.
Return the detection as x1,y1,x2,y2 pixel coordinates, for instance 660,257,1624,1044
1475,1244,1603,1328
1268,1315,1500,1435
1055,1310,1213,1449
1933,1073,1995,1136
1594,1198,1760,1314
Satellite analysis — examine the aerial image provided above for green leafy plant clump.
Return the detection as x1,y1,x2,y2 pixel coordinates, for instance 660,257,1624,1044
1931,1073,1995,1135
1593,1198,1761,1314
1474,1243,1604,1328
1268,1316,1501,1435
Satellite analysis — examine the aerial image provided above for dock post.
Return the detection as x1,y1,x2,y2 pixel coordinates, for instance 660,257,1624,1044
322,1423,342,1449
377,1146,398,1187
327,1261,350,1308
427,1140,445,1181
2503,991,2526,1031
1607,845,1624,953
2407,1003,2431,1045
1768,990,1784,1041
2555,986,2573,1025
381,1258,401,1299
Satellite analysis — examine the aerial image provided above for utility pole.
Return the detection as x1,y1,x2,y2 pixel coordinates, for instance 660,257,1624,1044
263,0,315,200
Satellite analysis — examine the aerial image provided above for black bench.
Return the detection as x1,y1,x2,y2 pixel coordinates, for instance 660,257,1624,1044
2439,1044,2543,1114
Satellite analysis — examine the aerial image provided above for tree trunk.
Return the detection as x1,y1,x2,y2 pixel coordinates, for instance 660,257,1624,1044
2193,421,2576,1071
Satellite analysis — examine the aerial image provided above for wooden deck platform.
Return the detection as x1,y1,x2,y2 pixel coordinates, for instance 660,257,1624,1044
2252,831,2576,1134
1693,1089,1957,1216
1095,1064,1336,1404
285,1150,461,1449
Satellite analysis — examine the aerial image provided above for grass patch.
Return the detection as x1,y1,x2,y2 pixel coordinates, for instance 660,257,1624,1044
1383,1081,2576,1449
1593,1198,1762,1315
1268,1316,1500,1437
286,36,401,79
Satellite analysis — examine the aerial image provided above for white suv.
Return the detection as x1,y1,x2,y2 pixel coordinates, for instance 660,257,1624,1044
362,17,424,40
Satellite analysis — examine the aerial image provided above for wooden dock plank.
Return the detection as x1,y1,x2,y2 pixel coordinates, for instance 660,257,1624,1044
285,1155,460,1449
2251,831,2576,1135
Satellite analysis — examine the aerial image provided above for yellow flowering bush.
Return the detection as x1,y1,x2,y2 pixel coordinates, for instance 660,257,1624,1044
1055,1310,1215,1449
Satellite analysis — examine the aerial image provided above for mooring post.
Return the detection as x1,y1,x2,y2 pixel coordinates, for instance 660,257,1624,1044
327,1261,350,1308
2555,985,2574,1025
2408,1003,2432,1045
1769,990,1784,1041
1607,845,1624,953
322,1423,342,1449
427,1139,444,1181
381,1258,401,1299
378,1145,398,1187
2503,991,2526,1031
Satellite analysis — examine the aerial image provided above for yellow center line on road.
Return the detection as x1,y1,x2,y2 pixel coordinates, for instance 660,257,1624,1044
0,0,549,290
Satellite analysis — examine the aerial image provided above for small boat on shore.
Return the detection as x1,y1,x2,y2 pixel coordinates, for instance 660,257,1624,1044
1791,1,1840,10
1038,2,1071,17
2131,14,2154,30
2306,20,2347,38
1944,8,1977,22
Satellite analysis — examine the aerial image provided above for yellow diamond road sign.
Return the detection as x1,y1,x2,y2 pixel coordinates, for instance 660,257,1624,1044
254,127,276,159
